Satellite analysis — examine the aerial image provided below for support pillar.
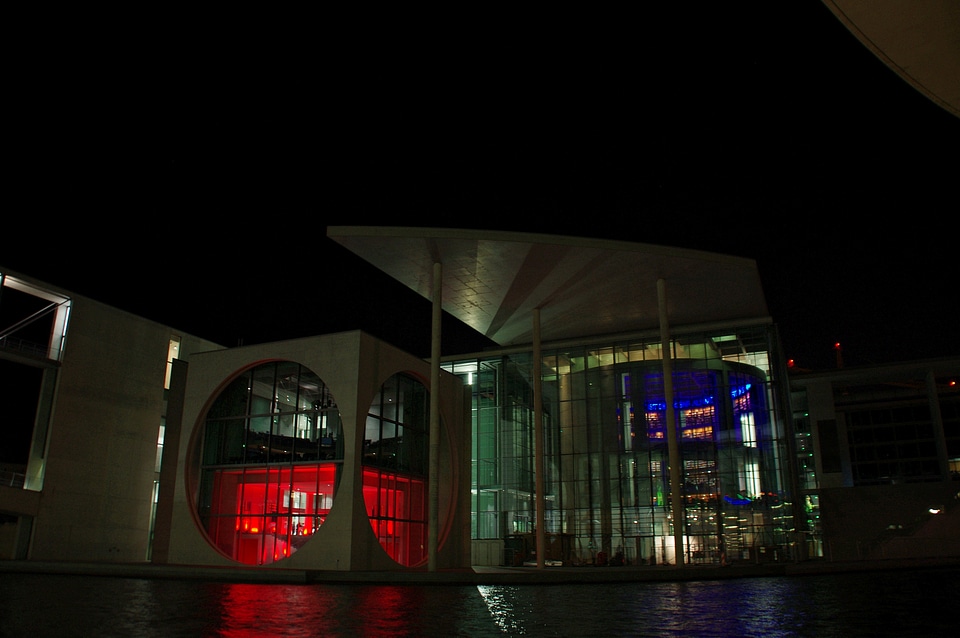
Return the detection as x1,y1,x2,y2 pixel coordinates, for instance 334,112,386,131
927,369,949,480
658,278,684,567
533,308,546,568
428,261,442,571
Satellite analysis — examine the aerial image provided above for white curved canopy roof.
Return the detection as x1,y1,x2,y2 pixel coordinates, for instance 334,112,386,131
822,0,960,117
328,227,770,348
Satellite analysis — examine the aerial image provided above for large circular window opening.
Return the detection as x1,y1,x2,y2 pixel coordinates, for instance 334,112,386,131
362,372,432,567
195,361,343,565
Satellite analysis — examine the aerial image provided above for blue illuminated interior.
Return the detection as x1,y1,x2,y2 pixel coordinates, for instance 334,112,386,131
641,384,750,412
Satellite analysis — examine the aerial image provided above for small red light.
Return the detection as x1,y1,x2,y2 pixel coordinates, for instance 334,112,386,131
787,359,795,368
833,342,841,350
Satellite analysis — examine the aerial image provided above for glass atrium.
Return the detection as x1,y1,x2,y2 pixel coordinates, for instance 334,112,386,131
444,323,801,566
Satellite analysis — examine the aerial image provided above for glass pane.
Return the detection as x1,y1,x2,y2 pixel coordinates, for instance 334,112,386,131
197,361,343,565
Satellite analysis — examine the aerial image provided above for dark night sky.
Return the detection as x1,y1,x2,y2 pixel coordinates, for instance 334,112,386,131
4,4,959,371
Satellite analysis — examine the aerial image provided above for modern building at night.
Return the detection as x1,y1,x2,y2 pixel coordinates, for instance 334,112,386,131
789,359,960,561
327,228,808,568
0,268,469,573
2,227,958,574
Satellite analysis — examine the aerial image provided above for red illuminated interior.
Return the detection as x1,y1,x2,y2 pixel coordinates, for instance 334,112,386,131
362,467,427,567
204,463,337,565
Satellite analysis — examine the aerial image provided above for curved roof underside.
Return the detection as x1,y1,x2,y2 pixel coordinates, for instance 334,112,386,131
327,227,770,348
822,0,960,118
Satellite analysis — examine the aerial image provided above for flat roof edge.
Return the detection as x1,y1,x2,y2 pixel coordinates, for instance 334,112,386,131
326,226,758,268
440,316,776,361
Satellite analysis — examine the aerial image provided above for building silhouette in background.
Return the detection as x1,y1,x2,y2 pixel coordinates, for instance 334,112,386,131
2,227,957,573
790,359,960,561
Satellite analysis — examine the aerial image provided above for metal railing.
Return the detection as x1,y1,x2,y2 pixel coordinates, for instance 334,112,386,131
0,335,59,360
1,469,26,489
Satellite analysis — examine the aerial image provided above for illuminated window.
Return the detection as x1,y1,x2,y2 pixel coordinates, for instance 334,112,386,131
732,380,756,447
164,336,180,390
743,461,761,499
195,361,342,565
740,412,757,448
362,372,430,566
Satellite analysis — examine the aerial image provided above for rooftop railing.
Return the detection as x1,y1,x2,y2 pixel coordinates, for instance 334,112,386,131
0,335,59,361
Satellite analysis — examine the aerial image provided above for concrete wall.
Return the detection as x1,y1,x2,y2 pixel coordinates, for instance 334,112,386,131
27,294,222,563
820,481,960,561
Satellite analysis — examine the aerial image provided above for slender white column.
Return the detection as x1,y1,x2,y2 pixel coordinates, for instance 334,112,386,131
533,307,545,568
658,278,684,567
927,369,950,479
428,261,442,571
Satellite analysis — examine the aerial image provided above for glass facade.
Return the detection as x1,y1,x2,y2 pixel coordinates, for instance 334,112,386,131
196,361,343,565
445,324,799,567
362,372,431,567
845,398,949,485
790,394,824,559
194,364,434,567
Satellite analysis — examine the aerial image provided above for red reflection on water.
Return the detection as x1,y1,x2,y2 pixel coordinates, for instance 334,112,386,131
213,583,438,637
350,585,429,636
216,583,330,637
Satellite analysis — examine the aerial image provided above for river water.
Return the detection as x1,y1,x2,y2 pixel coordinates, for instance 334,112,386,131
0,566,956,637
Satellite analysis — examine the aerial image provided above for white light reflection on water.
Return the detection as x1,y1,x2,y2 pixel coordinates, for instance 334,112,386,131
477,584,526,635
